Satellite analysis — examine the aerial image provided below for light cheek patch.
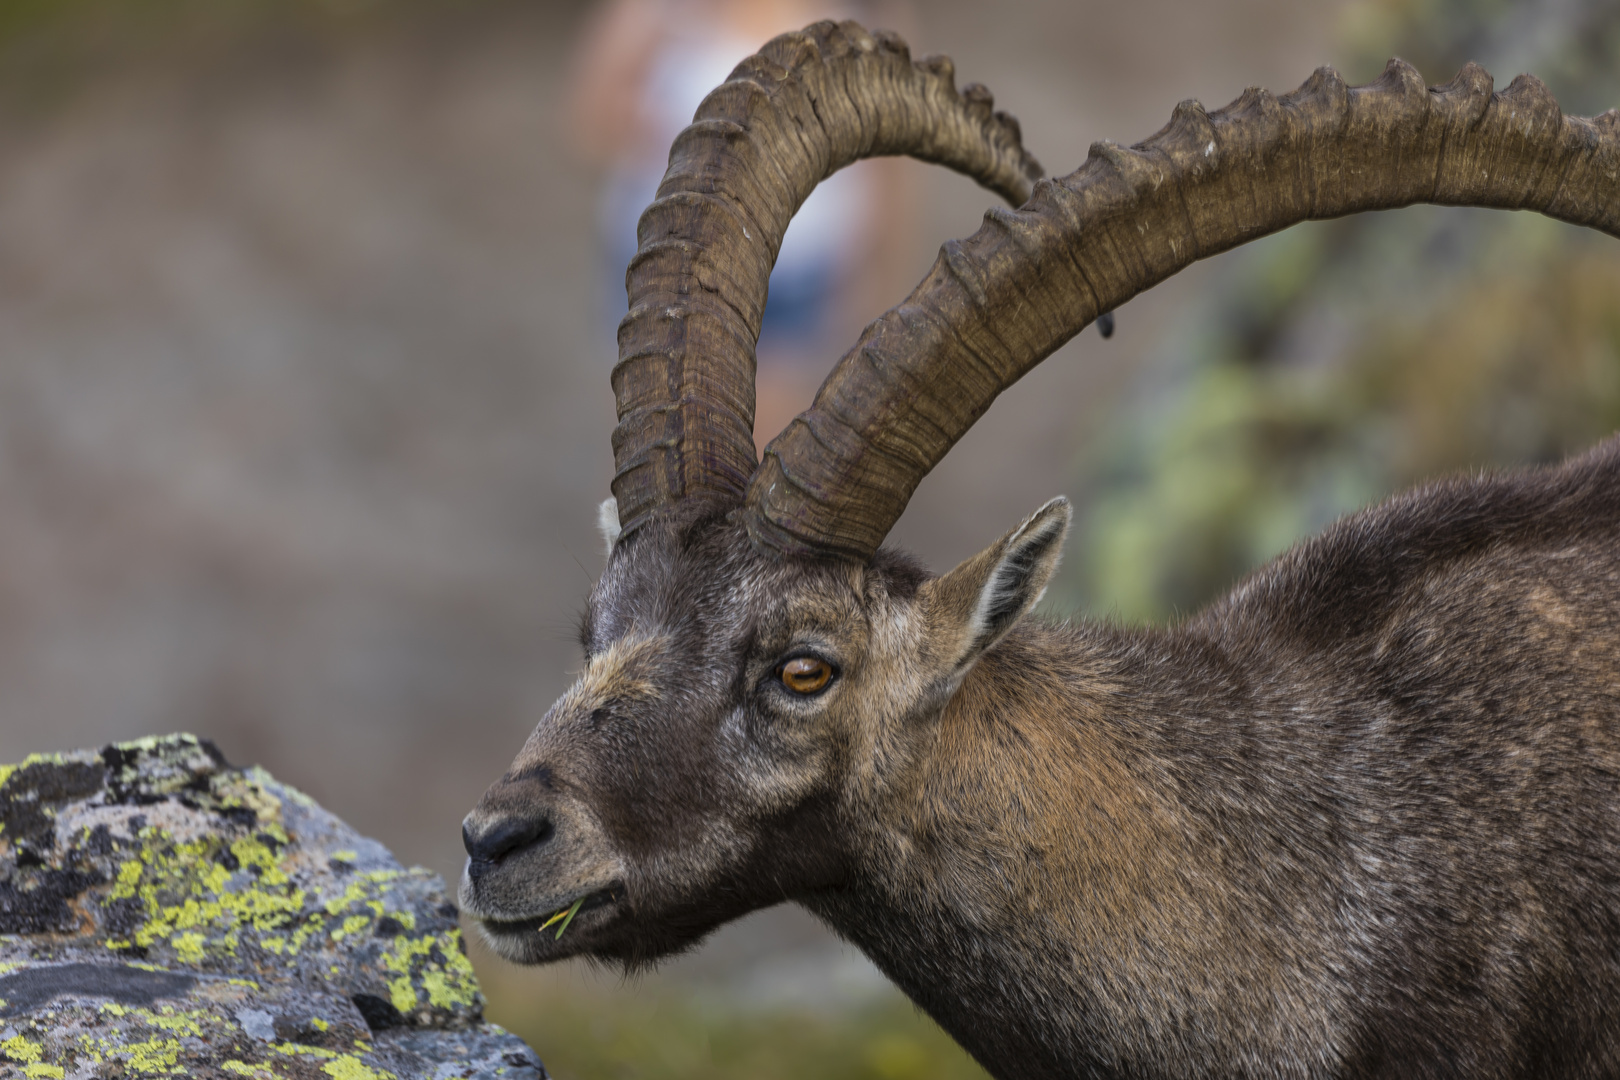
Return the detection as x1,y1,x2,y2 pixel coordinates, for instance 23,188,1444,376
546,635,667,736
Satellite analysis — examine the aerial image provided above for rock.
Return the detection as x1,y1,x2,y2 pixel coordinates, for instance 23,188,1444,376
0,734,547,1080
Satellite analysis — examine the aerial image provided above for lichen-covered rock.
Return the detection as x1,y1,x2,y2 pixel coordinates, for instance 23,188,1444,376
0,734,547,1080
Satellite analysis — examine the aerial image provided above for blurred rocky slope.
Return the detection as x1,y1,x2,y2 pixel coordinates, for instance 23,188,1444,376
0,733,545,1079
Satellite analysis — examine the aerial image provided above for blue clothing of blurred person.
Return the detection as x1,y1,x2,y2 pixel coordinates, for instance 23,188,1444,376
569,0,876,357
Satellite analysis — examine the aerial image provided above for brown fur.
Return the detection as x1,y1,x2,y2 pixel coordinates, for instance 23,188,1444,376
462,438,1620,1078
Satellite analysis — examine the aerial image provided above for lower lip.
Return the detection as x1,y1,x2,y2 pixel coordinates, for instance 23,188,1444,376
480,883,624,936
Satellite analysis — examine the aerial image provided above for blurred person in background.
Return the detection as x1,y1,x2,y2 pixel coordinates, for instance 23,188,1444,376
567,0,913,450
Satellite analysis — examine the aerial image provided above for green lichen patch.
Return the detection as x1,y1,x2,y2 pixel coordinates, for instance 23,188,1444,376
0,990,414,1078
380,923,481,1018
1,735,546,1080
102,821,308,961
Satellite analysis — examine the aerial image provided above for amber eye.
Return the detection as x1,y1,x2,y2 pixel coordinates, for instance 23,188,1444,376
779,657,833,695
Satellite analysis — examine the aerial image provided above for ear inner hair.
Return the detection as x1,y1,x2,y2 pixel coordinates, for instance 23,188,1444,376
966,499,1071,660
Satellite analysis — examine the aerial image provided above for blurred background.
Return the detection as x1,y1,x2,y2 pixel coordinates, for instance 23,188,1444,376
2,0,1617,1076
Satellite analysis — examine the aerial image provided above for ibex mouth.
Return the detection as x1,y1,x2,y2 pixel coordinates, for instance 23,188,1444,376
478,882,625,940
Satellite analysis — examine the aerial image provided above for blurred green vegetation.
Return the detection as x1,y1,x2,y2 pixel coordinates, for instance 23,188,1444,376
1063,0,1620,624
475,958,992,1080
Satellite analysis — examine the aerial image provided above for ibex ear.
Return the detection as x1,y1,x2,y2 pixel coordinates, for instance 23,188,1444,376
597,497,621,559
922,497,1071,676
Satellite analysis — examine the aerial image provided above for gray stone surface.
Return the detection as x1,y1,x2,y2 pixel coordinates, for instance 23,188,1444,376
0,734,546,1079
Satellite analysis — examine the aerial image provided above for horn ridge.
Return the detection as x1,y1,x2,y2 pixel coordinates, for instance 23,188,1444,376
610,20,1046,540
742,60,1620,561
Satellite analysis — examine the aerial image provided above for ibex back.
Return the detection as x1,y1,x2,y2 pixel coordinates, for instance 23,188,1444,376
460,22,1620,1079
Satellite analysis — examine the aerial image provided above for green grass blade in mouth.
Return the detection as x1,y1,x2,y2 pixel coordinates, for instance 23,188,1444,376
537,902,573,935
553,896,585,939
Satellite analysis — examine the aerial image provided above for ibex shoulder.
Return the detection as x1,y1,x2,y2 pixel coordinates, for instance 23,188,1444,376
1195,435,1620,659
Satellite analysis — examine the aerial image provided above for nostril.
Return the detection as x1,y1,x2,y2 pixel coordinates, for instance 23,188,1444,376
465,815,555,866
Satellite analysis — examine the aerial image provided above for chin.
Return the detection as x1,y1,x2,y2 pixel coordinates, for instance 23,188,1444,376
464,880,629,964
477,893,749,973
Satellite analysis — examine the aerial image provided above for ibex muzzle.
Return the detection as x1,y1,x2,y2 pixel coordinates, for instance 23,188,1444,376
463,21,1620,1079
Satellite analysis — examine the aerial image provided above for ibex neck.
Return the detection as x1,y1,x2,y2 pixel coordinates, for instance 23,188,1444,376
809,618,1341,1080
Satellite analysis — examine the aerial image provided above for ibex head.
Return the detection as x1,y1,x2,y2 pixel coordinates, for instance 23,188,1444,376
461,16,1620,993
464,488,1070,965
460,22,1069,966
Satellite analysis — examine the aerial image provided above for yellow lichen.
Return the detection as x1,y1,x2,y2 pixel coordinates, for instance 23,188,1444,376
322,872,401,919
172,931,207,963
102,821,310,960
321,1055,395,1080
134,1006,210,1037
213,777,285,825
387,973,417,1015
2,1034,45,1063
74,1033,107,1063
378,927,478,1013
96,862,429,966
272,1042,336,1059
112,858,145,895
116,1036,182,1074
5,737,488,1077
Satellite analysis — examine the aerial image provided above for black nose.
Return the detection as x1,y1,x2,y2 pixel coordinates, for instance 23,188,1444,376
463,814,554,867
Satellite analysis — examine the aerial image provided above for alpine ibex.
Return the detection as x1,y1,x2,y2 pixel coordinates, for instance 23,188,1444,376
460,21,1620,1079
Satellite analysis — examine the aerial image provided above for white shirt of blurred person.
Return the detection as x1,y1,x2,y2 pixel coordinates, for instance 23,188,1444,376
569,0,880,367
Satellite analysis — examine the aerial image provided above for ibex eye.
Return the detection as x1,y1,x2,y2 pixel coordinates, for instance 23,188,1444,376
779,657,833,695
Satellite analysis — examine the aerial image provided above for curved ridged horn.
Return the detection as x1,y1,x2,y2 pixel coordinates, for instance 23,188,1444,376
611,20,1044,539
742,60,1620,561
